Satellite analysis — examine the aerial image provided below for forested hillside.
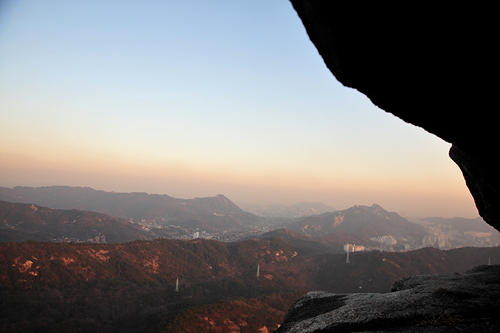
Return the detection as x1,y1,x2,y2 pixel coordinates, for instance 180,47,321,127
1,237,498,332
0,200,151,243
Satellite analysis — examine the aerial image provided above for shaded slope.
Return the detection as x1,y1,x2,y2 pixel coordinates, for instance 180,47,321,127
0,186,261,231
289,204,426,240
1,238,498,293
164,292,304,333
0,201,150,243
1,238,499,333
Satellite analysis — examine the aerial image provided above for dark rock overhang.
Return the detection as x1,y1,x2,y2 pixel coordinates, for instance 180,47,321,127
289,1,498,231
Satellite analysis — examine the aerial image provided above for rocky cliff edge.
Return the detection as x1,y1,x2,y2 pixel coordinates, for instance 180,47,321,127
276,265,500,332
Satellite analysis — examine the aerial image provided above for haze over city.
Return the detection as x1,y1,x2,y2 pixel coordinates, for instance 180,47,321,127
0,0,478,218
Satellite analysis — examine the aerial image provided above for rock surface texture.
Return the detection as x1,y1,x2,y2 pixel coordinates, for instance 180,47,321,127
276,265,500,332
289,1,499,232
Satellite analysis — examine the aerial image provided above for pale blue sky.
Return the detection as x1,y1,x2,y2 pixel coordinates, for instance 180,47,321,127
0,0,478,217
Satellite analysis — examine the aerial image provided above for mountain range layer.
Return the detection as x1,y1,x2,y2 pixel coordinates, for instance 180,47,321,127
1,186,435,248
237,201,335,218
0,200,151,243
0,186,260,232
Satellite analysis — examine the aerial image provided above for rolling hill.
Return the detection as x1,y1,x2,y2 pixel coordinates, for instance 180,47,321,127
288,204,426,241
0,186,261,232
0,200,151,243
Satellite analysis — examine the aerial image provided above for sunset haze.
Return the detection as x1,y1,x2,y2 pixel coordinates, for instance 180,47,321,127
0,0,478,218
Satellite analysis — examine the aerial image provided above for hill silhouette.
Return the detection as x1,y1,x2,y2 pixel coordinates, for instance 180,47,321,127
0,186,261,232
0,201,151,243
288,204,426,241
237,201,335,218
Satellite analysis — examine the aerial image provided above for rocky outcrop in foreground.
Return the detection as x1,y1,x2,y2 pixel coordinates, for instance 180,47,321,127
276,265,500,332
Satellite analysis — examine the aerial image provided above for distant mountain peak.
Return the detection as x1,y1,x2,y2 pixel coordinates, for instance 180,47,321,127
0,186,260,232
214,194,230,201
288,203,426,240
347,204,387,213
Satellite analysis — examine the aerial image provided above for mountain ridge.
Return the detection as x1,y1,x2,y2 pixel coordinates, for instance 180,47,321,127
0,186,261,232
237,201,335,218
288,204,426,240
0,200,151,243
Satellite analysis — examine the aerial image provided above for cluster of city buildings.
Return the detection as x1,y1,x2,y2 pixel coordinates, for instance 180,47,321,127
343,243,366,252
369,235,412,251
345,236,412,254
51,237,80,243
51,234,107,244
188,229,261,242
145,223,263,242
416,221,497,250
370,235,397,246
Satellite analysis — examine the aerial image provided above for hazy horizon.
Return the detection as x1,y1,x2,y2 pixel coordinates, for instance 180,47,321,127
0,183,477,220
0,0,479,219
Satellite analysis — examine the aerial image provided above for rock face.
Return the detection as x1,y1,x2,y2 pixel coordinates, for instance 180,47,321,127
276,265,500,332
288,1,499,232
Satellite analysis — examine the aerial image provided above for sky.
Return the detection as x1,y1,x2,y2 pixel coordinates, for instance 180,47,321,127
0,0,479,218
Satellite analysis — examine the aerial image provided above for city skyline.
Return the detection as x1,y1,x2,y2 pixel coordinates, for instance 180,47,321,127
0,0,478,218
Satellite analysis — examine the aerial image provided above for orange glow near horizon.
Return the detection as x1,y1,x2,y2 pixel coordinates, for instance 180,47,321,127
0,142,478,219
0,0,480,220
